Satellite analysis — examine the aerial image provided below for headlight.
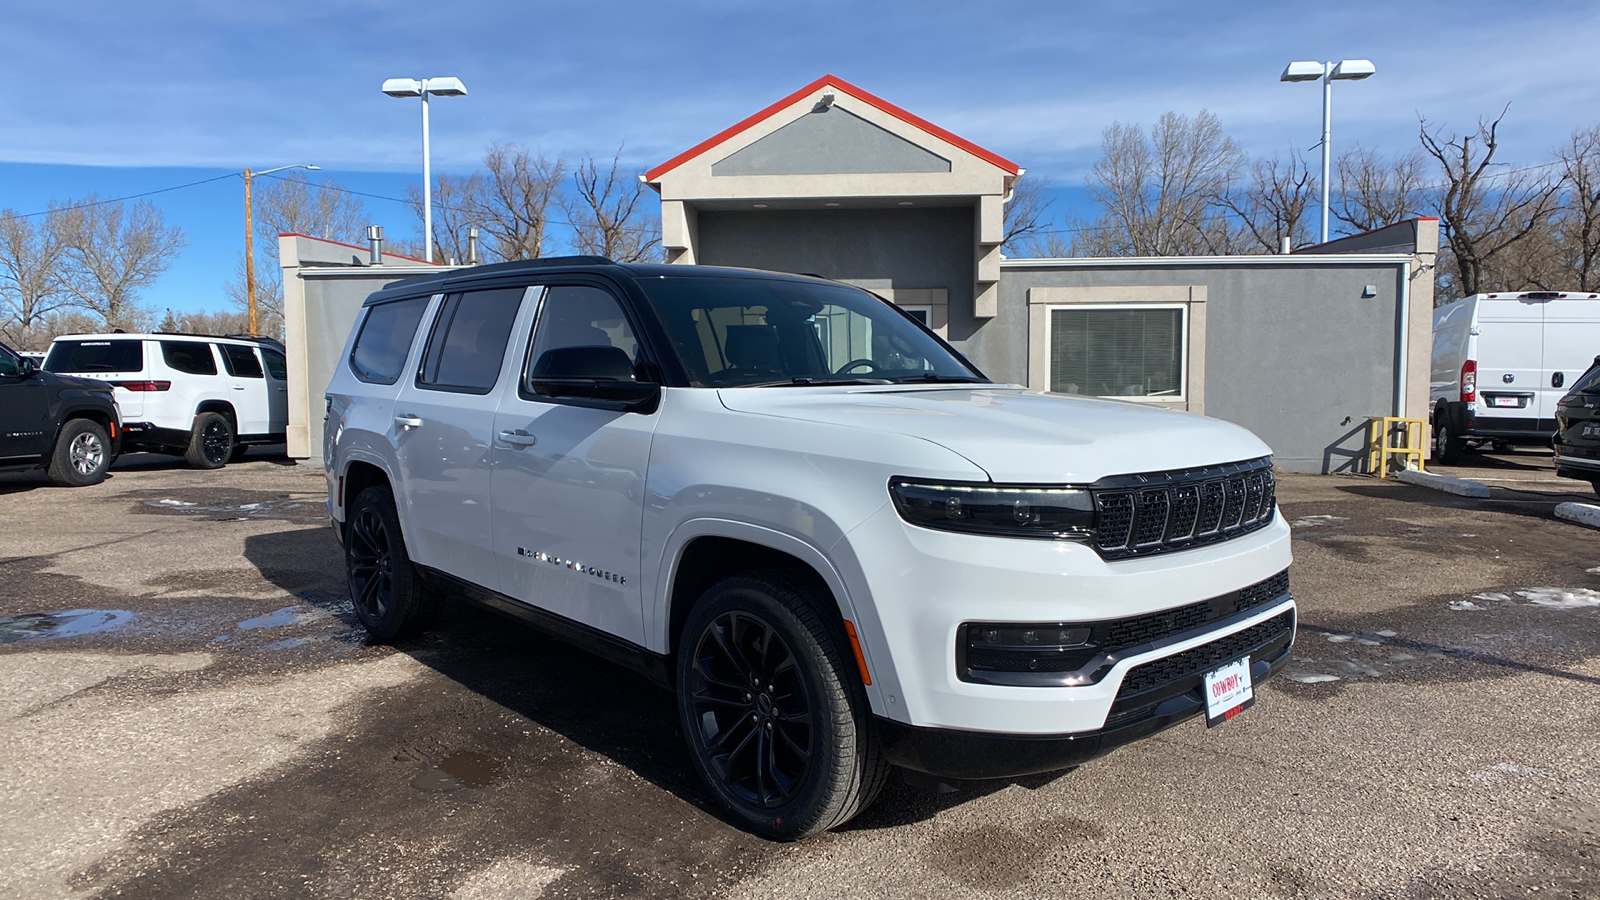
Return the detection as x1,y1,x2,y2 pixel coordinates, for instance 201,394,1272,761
888,479,1096,540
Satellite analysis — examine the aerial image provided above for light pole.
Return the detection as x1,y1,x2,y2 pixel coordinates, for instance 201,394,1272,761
243,163,319,336
381,76,468,263
1281,59,1375,245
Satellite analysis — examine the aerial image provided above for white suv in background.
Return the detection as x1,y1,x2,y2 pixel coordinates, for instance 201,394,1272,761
323,258,1296,840
44,333,288,468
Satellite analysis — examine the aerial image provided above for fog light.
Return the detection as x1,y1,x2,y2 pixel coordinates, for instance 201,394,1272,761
963,622,1098,676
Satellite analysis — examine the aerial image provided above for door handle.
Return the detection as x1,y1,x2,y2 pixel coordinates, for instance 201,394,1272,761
232,386,245,391
497,429,538,447
394,414,423,429
1553,372,1565,388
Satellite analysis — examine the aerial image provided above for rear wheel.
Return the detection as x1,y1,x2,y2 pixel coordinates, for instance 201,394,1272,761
344,486,431,640
1433,416,1466,465
184,412,234,469
46,419,111,487
676,573,888,841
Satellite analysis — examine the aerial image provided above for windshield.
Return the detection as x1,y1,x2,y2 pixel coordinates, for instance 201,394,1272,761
1572,360,1600,394
638,276,986,388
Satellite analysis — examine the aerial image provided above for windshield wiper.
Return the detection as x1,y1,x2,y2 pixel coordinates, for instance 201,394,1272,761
741,376,894,387
889,373,986,384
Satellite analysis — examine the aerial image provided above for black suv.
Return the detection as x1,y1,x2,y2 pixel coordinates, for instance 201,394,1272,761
0,340,122,486
1555,354,1600,497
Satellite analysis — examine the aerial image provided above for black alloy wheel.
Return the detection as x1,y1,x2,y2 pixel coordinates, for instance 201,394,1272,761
686,610,814,810
185,411,234,469
344,486,429,640
676,573,888,841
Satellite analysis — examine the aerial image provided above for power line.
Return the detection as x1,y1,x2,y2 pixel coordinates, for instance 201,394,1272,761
11,172,241,219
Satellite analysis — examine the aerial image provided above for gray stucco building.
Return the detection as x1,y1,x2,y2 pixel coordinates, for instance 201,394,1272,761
283,74,1437,473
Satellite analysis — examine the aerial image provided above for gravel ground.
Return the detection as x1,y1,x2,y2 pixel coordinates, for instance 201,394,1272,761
0,448,1595,899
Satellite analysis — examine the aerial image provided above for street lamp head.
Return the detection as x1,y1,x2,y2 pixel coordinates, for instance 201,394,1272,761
382,77,423,97
1331,59,1376,81
1280,61,1325,82
422,76,467,97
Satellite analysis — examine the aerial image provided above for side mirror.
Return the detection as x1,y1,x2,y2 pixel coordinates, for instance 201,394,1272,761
19,357,37,377
527,345,660,412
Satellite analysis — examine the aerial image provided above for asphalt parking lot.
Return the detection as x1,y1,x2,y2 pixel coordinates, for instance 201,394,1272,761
1,448,1597,900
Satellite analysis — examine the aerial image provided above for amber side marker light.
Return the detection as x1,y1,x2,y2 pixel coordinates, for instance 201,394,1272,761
843,620,873,686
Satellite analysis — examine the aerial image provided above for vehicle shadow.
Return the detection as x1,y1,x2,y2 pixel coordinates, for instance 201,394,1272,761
240,525,1037,833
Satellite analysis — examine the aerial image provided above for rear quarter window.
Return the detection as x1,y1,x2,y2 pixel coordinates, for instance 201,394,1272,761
351,297,430,385
161,341,219,376
45,340,144,373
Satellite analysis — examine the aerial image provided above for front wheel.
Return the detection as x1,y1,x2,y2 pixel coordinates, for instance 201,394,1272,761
46,419,111,487
676,573,888,841
185,412,234,469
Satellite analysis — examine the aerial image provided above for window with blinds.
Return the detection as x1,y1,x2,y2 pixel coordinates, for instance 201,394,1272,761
1049,306,1184,398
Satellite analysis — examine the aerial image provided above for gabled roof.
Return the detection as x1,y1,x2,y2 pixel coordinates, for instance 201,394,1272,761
644,74,1021,182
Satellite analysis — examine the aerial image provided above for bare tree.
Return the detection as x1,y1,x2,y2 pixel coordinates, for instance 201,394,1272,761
1549,125,1600,290
254,171,366,245
1219,151,1318,253
565,147,661,262
158,307,250,335
1002,175,1059,256
1420,110,1559,298
0,211,68,347
471,143,567,261
1073,111,1244,256
225,171,368,330
404,172,482,264
52,197,184,330
1334,147,1429,233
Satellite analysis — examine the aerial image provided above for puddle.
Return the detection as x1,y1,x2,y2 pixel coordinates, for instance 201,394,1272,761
130,489,325,524
411,751,503,792
0,609,136,645
238,607,301,630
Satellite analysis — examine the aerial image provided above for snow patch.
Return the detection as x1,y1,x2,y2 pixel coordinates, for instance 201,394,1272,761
1472,762,1555,784
155,499,197,507
1291,515,1347,528
1449,600,1483,611
1514,587,1600,609
1289,673,1341,684
1473,592,1510,602
1325,634,1354,643
1587,566,1600,575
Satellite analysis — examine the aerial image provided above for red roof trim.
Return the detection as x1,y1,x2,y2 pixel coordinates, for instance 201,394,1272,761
279,232,436,265
644,74,1020,182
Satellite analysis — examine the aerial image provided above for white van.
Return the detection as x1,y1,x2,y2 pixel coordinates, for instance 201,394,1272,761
1430,291,1600,462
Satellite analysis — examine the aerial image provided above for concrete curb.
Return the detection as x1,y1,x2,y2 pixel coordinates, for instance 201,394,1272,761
1555,502,1600,529
1395,468,1491,498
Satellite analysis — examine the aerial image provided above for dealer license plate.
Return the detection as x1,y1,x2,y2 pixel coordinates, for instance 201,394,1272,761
1583,422,1600,439
1488,396,1524,408
1203,657,1255,727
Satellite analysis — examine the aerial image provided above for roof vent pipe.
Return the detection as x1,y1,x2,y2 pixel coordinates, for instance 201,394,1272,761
1280,236,1291,254
367,225,384,265
468,227,480,265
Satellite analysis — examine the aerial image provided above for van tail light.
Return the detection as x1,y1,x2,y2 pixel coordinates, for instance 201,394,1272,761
1461,360,1477,403
115,380,171,391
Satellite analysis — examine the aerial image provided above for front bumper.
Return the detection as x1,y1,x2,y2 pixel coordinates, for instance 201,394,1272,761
877,601,1296,779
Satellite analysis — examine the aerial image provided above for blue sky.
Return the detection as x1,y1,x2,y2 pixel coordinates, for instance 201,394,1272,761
4,0,1599,315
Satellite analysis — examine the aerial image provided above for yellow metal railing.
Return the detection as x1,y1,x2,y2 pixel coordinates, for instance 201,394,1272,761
1367,417,1427,478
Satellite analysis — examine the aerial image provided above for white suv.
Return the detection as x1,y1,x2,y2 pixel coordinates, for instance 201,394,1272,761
323,258,1295,839
44,333,288,468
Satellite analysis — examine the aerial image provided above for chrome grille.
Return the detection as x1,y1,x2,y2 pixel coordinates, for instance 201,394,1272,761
1092,458,1276,559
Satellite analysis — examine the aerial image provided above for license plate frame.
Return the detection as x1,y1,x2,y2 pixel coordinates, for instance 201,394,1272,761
1203,656,1255,727
1487,395,1525,409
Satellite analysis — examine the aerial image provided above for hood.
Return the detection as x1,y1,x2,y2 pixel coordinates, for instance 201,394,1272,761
717,386,1273,483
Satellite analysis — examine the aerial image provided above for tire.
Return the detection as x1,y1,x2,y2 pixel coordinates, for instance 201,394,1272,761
184,411,234,469
676,572,889,841
46,419,111,487
344,486,431,641
1433,416,1466,465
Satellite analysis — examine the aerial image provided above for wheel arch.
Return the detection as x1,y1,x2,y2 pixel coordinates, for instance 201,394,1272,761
339,459,393,526
658,523,885,711
194,400,237,428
